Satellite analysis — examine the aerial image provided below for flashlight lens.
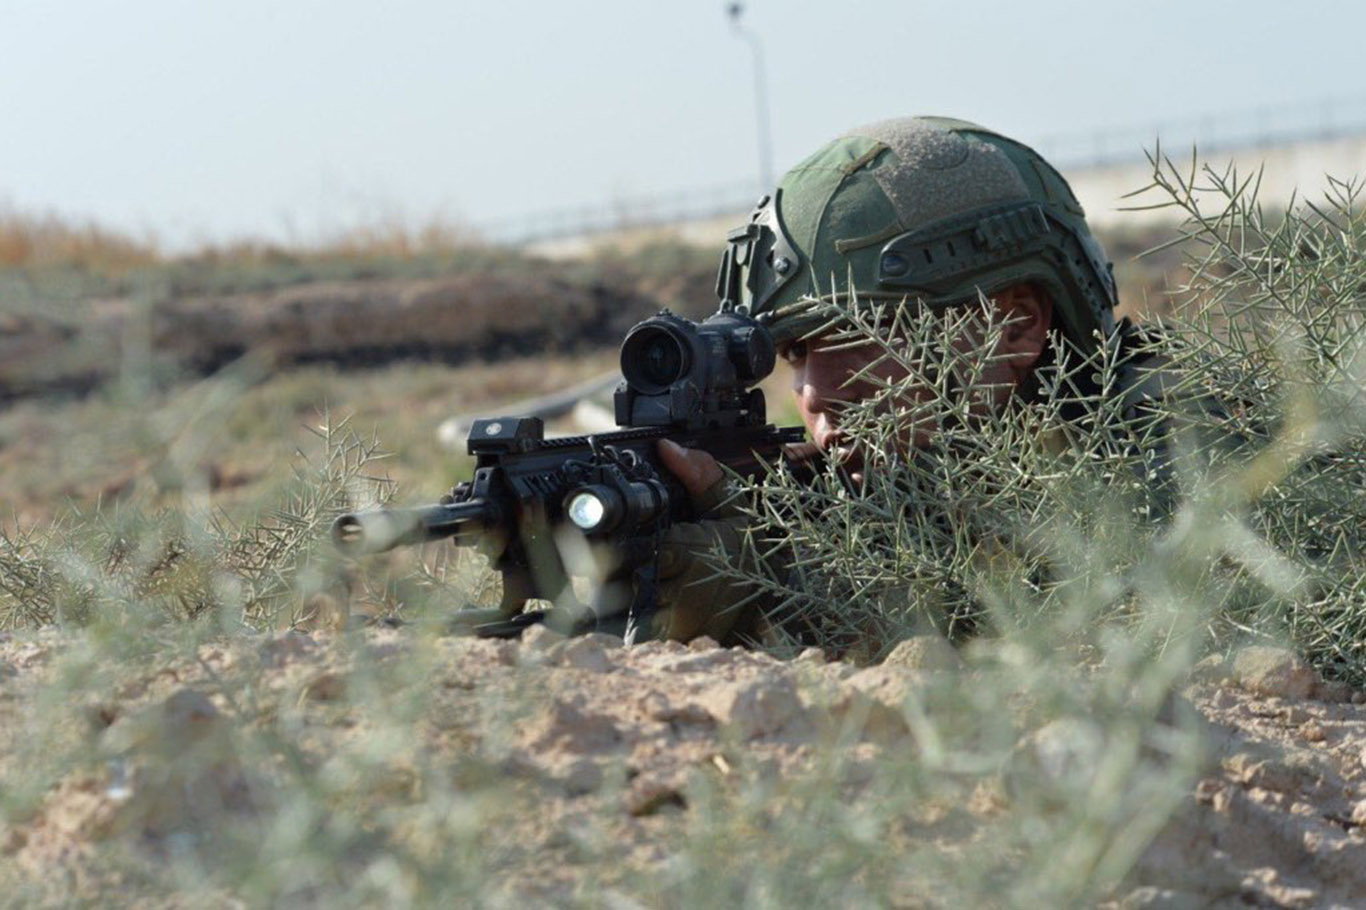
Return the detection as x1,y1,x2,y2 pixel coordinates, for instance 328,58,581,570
567,492,607,530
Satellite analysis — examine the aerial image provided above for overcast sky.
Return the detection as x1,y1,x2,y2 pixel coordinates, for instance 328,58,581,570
2,0,1362,247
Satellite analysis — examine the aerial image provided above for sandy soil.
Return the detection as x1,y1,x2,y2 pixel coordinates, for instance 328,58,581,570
1,628,1363,907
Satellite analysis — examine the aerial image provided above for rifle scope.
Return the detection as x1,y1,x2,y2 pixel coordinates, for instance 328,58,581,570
615,310,776,429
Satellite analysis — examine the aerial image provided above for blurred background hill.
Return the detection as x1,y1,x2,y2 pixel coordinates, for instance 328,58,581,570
3,0,1365,523
3,109,1365,526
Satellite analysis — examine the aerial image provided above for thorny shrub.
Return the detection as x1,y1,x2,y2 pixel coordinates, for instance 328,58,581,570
720,151,1366,685
0,416,393,632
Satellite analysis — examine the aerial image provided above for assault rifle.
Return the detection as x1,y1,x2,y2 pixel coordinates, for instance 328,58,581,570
331,308,805,643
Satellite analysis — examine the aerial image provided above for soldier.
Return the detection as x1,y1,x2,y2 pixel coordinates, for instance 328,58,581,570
650,115,1170,644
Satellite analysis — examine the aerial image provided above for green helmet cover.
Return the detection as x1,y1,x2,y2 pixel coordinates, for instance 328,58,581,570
715,116,1118,350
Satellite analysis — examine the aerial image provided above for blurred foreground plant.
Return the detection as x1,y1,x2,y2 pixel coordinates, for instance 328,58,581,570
0,415,392,632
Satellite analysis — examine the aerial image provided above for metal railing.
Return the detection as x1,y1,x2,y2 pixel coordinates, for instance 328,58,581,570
485,95,1366,248
481,179,763,247
1032,94,1366,170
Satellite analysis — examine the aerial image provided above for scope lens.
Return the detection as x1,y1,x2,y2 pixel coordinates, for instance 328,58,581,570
567,491,608,531
622,325,688,392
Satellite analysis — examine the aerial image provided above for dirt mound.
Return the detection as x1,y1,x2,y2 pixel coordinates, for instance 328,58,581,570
1126,662,1366,908
1,629,1363,906
0,272,661,401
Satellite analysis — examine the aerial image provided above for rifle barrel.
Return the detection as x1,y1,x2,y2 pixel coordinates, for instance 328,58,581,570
331,501,490,555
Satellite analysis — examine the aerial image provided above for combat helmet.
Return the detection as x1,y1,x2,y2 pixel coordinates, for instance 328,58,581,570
715,116,1118,351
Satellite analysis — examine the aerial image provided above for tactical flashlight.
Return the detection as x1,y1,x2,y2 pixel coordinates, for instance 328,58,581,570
566,486,618,533
564,480,666,537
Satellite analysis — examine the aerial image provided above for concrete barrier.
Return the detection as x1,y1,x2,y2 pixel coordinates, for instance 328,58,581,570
1069,134,1366,230
527,134,1366,258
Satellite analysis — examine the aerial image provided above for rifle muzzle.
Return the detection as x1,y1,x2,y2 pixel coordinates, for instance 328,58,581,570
331,501,490,555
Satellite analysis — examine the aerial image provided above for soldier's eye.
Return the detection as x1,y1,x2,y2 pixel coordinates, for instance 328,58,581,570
781,341,807,364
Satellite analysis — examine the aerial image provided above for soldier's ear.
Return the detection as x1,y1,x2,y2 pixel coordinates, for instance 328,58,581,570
996,283,1052,351
992,284,1052,385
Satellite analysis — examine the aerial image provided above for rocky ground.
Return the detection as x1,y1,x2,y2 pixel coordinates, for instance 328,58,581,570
0,627,1363,907
1126,647,1366,909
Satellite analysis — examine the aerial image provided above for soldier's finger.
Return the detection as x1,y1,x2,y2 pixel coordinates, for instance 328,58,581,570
782,441,822,464
657,439,724,499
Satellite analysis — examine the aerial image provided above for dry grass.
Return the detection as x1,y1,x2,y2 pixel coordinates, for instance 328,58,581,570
0,206,158,270
0,352,619,531
0,205,488,270
0,199,1175,307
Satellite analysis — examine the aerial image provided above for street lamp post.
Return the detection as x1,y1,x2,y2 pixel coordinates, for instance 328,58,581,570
726,2,774,193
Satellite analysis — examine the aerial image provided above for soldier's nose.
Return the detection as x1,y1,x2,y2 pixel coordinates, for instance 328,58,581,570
796,379,833,417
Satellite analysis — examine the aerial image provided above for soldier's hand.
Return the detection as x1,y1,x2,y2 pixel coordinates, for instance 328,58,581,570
657,439,723,501
649,440,761,643
782,440,823,466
